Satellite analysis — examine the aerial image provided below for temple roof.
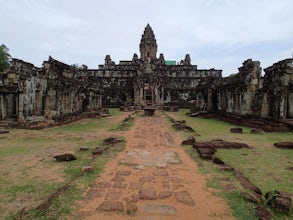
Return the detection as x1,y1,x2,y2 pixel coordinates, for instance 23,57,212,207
140,23,156,44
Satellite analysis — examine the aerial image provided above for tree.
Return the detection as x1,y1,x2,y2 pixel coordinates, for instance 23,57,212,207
0,44,11,73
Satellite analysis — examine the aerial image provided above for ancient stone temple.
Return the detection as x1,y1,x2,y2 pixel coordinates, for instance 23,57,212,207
0,24,292,128
93,24,222,109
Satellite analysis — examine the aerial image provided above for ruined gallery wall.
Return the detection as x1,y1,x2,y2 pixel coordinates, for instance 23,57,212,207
87,65,138,107
0,57,102,125
260,58,293,120
214,59,261,117
197,58,293,121
161,66,222,107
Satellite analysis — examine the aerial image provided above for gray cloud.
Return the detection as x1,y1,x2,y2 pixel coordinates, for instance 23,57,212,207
1,0,292,75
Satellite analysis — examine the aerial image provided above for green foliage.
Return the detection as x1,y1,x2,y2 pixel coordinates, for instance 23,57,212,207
225,192,258,220
0,44,11,73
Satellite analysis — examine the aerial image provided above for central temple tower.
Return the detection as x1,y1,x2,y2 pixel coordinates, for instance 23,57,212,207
139,24,157,60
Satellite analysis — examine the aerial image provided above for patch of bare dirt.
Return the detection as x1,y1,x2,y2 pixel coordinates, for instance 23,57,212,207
74,112,236,220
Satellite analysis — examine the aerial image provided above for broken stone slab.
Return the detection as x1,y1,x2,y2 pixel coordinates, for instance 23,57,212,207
255,206,273,220
199,154,213,160
81,165,94,174
265,190,292,213
235,172,262,195
250,128,263,134
136,165,145,170
79,146,89,151
54,151,76,162
103,137,124,145
96,201,124,212
240,191,261,204
92,146,108,155
212,156,225,165
139,189,158,200
158,191,173,199
126,202,137,214
230,128,243,133
167,159,180,164
164,151,176,157
181,135,196,145
0,130,9,134
189,112,199,117
273,142,293,149
142,203,177,215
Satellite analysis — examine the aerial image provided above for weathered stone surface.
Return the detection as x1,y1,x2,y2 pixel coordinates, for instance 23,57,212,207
128,182,143,189
0,130,9,134
230,128,243,133
235,173,262,195
250,128,263,134
1,27,292,132
255,206,273,220
143,203,177,215
140,176,155,183
92,146,108,155
126,202,137,214
111,176,125,182
103,137,124,145
53,151,76,162
112,182,127,189
97,201,124,212
240,192,260,204
167,159,180,164
197,147,216,155
265,191,292,213
139,189,158,200
93,182,111,188
174,191,195,206
105,191,121,200
181,135,196,145
200,153,213,160
86,189,105,198
130,194,139,203
116,170,131,176
275,196,292,213
79,146,89,151
153,170,169,176
212,156,225,165
274,142,293,149
158,191,172,199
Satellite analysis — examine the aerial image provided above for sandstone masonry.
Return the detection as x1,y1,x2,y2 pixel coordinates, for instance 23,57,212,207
0,24,292,128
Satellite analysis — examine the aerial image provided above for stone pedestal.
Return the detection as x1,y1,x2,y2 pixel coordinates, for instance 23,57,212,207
143,107,156,116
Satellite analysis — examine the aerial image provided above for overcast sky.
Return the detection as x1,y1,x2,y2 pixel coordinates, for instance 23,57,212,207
1,0,292,76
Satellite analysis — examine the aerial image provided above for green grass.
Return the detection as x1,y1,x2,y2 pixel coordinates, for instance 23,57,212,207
49,108,123,133
0,108,128,220
168,109,293,220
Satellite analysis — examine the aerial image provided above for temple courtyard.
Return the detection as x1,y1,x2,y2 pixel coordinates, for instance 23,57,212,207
0,109,292,219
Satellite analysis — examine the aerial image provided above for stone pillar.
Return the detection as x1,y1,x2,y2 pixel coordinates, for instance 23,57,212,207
288,93,293,118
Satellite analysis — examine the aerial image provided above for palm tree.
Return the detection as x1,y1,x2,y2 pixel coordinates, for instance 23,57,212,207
0,44,11,73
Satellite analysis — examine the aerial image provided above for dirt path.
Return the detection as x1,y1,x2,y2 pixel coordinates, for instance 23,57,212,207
75,112,235,220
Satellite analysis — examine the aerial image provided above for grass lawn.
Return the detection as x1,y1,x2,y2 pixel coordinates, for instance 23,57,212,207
167,109,293,220
0,108,129,219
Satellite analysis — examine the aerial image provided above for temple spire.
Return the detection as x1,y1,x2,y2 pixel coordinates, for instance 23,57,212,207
140,24,157,59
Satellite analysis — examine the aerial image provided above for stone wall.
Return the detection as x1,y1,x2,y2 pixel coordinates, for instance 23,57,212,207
192,58,293,123
0,57,102,127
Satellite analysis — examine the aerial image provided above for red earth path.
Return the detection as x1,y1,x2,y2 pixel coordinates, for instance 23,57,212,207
74,112,235,220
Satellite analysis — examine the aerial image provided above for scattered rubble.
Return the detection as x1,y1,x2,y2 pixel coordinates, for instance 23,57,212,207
273,142,293,149
53,151,76,162
230,128,243,133
172,120,195,132
181,135,196,145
